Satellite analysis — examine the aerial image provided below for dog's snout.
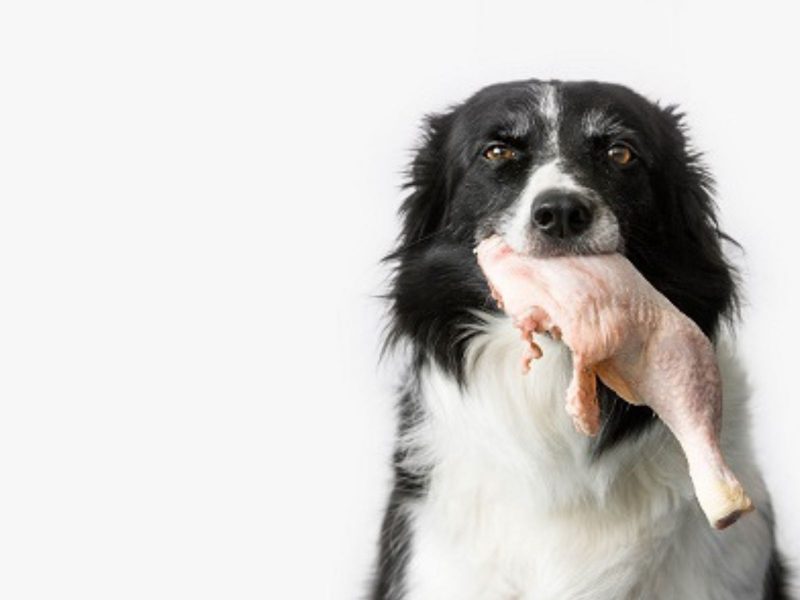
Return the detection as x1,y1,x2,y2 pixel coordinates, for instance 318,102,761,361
531,191,593,239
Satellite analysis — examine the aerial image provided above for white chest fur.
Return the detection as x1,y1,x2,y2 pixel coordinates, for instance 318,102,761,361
401,315,772,600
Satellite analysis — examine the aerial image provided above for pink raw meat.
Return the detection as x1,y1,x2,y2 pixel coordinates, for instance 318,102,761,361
475,235,754,530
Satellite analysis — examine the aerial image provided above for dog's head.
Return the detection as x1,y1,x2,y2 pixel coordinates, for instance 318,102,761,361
394,79,738,338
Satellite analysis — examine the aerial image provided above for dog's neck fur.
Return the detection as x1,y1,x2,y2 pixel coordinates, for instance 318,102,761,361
399,313,773,600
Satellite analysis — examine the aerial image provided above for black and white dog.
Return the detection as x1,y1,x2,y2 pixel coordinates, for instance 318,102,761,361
371,79,790,599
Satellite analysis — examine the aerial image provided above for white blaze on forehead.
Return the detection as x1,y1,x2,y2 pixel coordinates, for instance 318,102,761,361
539,84,560,122
502,160,582,251
537,83,561,154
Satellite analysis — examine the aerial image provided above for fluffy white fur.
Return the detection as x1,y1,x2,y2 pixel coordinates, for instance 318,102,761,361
400,314,772,600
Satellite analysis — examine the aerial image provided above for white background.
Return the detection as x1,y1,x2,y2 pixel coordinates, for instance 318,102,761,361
0,1,798,598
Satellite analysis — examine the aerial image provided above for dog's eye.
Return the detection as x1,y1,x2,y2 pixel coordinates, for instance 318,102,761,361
608,144,635,166
483,144,516,161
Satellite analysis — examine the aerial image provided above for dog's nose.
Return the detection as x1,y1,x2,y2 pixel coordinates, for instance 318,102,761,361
531,191,593,239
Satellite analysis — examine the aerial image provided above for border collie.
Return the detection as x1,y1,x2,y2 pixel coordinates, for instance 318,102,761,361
371,79,790,599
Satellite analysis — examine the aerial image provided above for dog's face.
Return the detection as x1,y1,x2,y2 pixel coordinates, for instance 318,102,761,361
394,79,736,347
441,80,685,258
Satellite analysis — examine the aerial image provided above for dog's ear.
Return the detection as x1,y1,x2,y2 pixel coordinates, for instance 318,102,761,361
395,110,458,252
651,106,740,333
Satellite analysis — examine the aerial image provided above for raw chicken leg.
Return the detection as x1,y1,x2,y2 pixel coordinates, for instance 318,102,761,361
475,235,754,530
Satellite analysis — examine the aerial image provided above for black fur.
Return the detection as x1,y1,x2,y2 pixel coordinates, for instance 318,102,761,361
762,506,793,599
371,78,788,598
764,549,792,599
370,388,426,600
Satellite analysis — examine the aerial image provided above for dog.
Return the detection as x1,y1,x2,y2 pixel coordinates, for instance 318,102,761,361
370,79,790,599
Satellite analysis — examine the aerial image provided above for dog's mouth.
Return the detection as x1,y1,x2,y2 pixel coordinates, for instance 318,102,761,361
476,216,623,259
521,231,622,258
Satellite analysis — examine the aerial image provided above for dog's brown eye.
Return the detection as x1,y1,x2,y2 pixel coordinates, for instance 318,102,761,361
608,144,634,166
484,144,516,161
